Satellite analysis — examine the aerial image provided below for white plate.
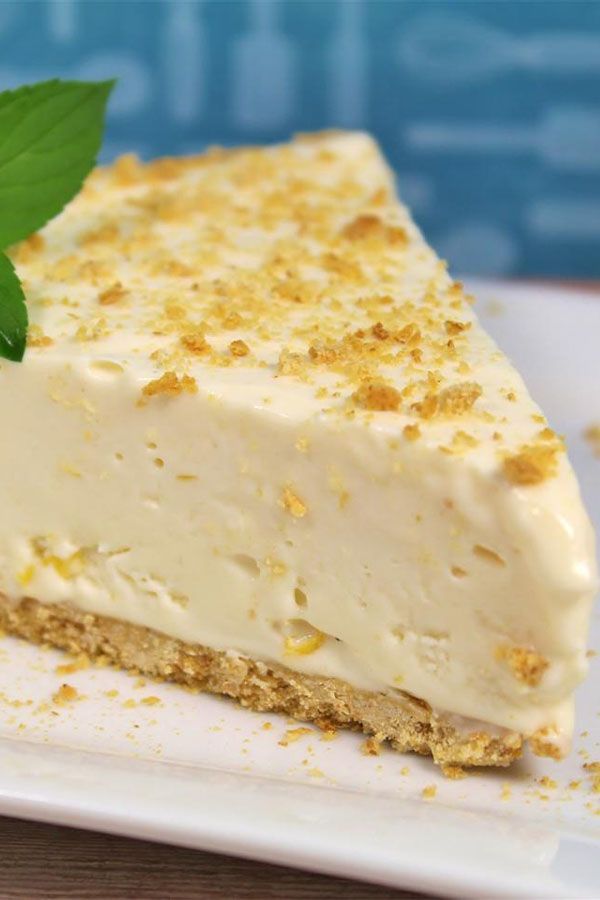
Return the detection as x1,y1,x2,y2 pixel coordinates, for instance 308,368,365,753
0,281,598,899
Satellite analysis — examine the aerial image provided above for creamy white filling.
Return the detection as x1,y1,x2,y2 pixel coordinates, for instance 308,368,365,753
0,354,596,742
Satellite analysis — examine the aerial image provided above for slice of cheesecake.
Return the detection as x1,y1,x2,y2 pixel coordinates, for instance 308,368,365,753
1,132,596,768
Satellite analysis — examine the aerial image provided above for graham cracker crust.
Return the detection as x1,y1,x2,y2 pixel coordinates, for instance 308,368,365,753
0,594,523,768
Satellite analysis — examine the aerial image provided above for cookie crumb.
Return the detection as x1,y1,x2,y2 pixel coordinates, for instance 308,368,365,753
361,735,382,756
141,371,197,401
442,764,466,780
52,683,80,705
279,727,313,747
55,653,90,675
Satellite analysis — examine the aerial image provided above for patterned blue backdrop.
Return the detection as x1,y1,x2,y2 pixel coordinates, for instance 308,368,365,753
1,0,599,276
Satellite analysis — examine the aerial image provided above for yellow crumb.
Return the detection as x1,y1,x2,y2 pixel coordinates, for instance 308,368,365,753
278,350,306,377
441,764,466,780
229,339,250,357
75,316,109,342
16,565,35,587
27,325,54,348
445,320,471,336
361,736,382,756
180,328,210,354
52,683,80,705
403,423,421,441
503,443,560,486
496,644,549,687
13,232,45,263
341,213,407,246
280,485,307,518
422,784,437,799
530,727,563,760
279,727,313,747
55,653,90,675
98,282,128,305
440,429,479,455
537,776,557,790
352,379,402,412
141,371,197,400
413,382,482,419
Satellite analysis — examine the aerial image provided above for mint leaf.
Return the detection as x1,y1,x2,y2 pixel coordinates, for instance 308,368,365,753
0,78,114,361
0,79,114,249
0,252,27,362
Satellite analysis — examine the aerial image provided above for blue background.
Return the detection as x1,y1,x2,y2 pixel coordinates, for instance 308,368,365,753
2,0,600,276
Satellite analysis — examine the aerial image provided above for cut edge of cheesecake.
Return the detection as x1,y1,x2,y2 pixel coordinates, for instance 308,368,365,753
0,593,527,769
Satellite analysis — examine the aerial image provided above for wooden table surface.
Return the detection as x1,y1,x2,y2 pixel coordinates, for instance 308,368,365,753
3,280,598,899
0,815,419,899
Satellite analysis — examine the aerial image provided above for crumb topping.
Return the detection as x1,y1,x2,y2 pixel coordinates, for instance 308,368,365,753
27,325,53,348
180,328,210,354
496,645,549,687
229,339,250,357
413,382,482,419
10,130,558,478
530,727,563,760
141,371,198,400
352,379,402,412
341,213,407,246
503,442,561,486
403,423,421,441
12,232,45,263
98,282,128,306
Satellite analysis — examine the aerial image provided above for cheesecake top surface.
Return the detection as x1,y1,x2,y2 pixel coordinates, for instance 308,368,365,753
10,131,564,485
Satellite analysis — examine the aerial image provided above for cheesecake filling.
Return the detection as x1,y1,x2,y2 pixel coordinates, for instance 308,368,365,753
0,354,595,746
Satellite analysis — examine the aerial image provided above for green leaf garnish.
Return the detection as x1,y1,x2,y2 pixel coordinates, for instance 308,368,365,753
0,79,114,247
0,78,115,361
0,252,28,362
